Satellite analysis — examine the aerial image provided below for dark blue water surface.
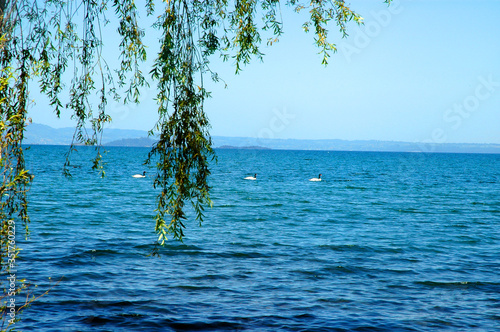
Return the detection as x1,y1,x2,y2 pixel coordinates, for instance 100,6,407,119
15,146,500,331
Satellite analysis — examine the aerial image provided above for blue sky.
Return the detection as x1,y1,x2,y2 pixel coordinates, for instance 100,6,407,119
30,0,500,144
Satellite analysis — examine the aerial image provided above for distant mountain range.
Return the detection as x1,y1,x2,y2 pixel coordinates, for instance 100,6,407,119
24,123,152,146
24,123,500,154
213,136,500,154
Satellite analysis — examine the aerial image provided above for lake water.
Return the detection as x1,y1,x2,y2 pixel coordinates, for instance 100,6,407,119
14,146,500,331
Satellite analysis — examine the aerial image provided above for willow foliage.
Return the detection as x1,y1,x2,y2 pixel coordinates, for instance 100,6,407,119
1,0,389,324
0,0,390,327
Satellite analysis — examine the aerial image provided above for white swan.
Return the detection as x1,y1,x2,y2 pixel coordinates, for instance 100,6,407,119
309,174,322,182
132,171,146,178
244,174,257,180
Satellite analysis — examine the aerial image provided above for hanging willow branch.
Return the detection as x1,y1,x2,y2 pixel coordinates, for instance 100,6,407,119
1,1,36,328
0,0,388,259
2,0,391,323
144,0,372,247
147,0,214,247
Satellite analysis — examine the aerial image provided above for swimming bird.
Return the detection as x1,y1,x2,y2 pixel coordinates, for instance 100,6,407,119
132,171,146,178
244,174,257,180
309,174,322,182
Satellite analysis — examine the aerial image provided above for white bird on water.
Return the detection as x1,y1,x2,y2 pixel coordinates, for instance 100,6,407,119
244,174,257,180
309,174,322,182
132,171,146,178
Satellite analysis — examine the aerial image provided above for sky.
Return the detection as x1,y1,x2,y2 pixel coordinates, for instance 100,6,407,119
29,0,500,144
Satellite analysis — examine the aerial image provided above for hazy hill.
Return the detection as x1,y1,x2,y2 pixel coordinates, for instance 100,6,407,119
24,123,500,154
212,136,500,154
24,123,149,146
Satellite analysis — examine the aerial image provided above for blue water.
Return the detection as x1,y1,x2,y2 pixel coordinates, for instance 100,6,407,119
15,146,500,331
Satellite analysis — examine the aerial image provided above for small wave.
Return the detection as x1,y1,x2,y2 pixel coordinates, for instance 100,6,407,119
168,320,245,331
322,265,360,275
170,285,219,291
446,224,468,228
190,274,230,281
293,313,316,319
57,249,123,264
265,203,284,207
345,185,367,190
392,207,434,214
216,251,269,259
229,242,268,249
291,269,322,279
482,209,500,213
319,244,372,253
385,268,417,275
317,297,352,304
81,312,154,329
378,247,404,254
415,281,500,291
82,315,115,325
158,243,204,252
89,300,140,308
